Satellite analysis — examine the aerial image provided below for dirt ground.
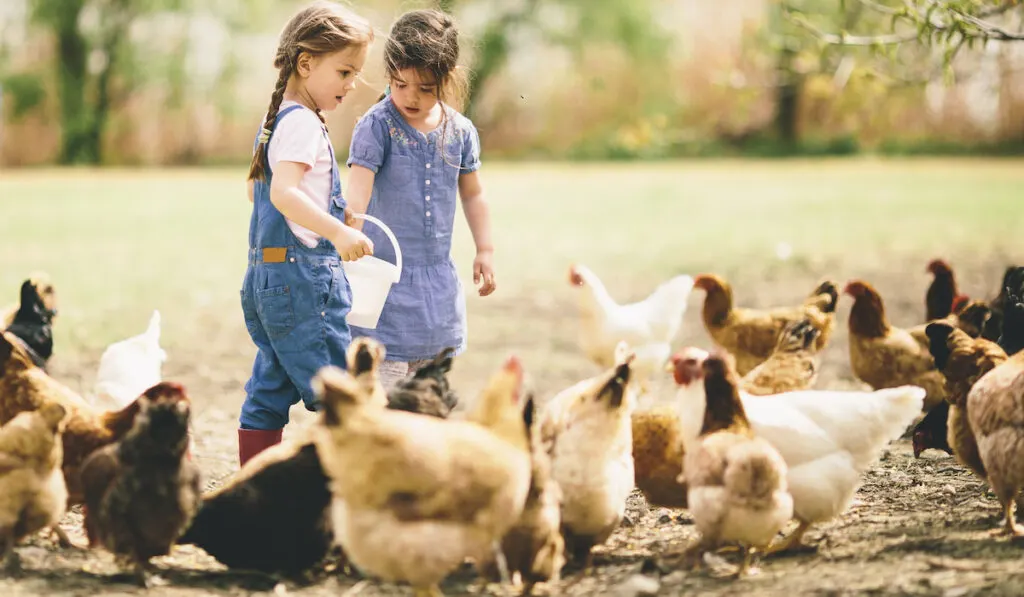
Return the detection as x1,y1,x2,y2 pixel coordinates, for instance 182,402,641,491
5,250,1024,596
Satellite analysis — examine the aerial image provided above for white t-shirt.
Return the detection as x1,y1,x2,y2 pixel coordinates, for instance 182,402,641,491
266,101,334,248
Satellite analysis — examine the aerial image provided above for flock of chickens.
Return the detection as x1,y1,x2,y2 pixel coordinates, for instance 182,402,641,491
0,258,1022,595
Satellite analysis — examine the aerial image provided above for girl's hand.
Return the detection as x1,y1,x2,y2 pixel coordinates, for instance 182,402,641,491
332,225,374,262
343,206,364,230
473,250,496,296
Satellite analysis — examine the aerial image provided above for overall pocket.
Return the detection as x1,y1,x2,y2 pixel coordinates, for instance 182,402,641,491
255,285,295,340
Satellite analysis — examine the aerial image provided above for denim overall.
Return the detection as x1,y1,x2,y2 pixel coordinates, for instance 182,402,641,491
239,104,352,430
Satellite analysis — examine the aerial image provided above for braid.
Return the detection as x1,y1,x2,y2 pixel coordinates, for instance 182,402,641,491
314,108,328,132
247,63,292,182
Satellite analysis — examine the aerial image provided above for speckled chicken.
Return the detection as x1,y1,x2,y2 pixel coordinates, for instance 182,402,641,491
694,274,838,376
80,383,201,587
387,348,458,418
740,318,821,396
682,351,792,578
0,401,69,574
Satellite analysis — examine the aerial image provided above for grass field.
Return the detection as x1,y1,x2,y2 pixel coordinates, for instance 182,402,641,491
1,158,1023,595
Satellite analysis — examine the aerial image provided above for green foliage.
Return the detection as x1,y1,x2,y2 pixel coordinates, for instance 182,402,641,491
1,73,46,117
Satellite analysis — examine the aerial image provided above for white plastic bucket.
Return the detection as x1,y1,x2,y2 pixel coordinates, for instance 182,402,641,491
342,214,403,329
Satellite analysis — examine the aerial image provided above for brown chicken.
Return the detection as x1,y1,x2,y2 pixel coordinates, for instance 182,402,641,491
965,349,1024,536
0,401,69,574
922,322,1008,479
947,300,995,340
480,396,565,594
693,274,838,376
740,318,821,396
925,259,963,322
632,404,687,510
844,280,947,411
80,382,201,587
682,351,792,578
0,332,146,505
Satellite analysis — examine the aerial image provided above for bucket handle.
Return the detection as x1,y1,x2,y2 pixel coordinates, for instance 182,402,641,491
351,213,403,282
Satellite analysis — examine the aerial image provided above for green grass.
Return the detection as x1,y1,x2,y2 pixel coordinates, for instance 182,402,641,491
1,158,1022,404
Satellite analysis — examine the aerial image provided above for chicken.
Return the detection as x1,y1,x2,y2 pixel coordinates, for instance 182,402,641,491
921,322,1008,478
681,352,792,578
911,400,953,458
693,274,838,376
844,280,947,411
0,331,143,506
568,263,694,395
538,349,636,566
948,299,995,340
4,278,58,370
479,395,565,594
631,404,687,509
997,267,1024,356
312,356,531,597
177,440,334,576
91,310,167,412
387,347,459,418
965,349,1024,536
0,402,69,574
346,336,389,409
80,382,201,587
740,318,821,396
925,259,963,322
982,266,1019,342
1,273,57,330
670,346,925,554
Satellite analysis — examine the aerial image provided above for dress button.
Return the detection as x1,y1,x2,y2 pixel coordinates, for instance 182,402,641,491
426,211,431,217
426,163,431,169
426,180,431,185
425,195,431,201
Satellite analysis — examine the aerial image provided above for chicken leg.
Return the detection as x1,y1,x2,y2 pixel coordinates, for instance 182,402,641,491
413,586,444,597
0,533,21,577
764,520,813,555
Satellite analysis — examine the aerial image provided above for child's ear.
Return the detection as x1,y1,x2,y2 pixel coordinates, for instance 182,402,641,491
295,51,313,77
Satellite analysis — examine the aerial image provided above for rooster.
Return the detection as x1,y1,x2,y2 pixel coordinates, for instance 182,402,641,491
925,259,963,322
568,263,693,396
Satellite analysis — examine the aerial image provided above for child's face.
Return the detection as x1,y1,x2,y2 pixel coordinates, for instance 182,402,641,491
299,44,369,112
389,68,440,123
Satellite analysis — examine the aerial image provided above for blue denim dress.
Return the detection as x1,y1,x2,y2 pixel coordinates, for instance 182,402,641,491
347,98,481,361
239,104,353,430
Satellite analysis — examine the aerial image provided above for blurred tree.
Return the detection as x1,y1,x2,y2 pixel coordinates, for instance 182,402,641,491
436,0,669,119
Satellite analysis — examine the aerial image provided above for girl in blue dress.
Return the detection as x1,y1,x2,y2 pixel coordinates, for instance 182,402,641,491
346,9,496,388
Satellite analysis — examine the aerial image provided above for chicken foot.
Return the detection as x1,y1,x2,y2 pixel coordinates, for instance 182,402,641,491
412,586,444,597
490,539,511,586
0,533,21,577
50,524,79,549
764,520,814,556
993,498,1024,539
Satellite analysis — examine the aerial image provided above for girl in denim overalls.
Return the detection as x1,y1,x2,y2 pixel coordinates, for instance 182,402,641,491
239,2,375,466
346,9,497,388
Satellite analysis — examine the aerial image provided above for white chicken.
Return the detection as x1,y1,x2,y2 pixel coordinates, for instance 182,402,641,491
669,346,925,554
568,263,694,396
91,310,167,411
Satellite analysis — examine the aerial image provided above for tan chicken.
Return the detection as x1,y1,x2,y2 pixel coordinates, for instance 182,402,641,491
538,348,637,567
682,352,792,578
0,402,69,573
0,332,144,505
924,322,1008,480
740,318,821,396
568,263,694,395
631,404,687,509
479,396,565,594
312,356,531,597
693,274,838,376
965,350,1024,536
844,280,948,411
346,337,388,409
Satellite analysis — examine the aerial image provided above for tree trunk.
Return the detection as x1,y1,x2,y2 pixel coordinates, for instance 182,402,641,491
774,45,800,148
54,3,95,164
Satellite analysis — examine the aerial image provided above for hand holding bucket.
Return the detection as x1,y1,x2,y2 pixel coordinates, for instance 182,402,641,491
342,214,402,329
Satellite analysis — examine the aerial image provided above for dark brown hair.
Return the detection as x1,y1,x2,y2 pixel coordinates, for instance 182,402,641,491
248,1,374,182
383,9,468,163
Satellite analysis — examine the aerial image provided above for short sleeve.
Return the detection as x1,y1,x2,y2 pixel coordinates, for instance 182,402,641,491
267,108,324,169
347,114,387,173
460,123,481,174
